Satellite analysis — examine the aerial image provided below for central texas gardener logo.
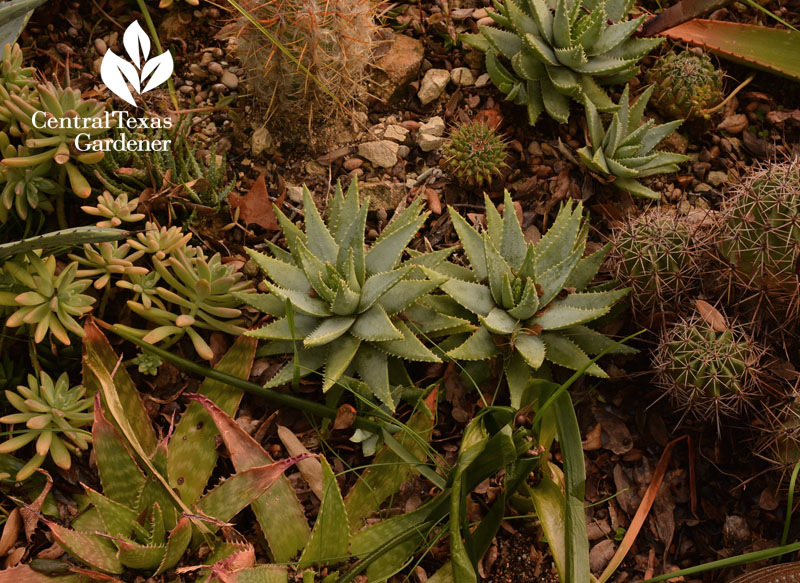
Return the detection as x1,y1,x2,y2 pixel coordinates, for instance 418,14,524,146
100,21,173,107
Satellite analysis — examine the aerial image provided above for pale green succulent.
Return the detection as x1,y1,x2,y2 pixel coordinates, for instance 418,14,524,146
127,221,193,260
81,191,145,228
0,140,60,222
0,253,95,344
461,0,663,124
442,193,634,403
0,371,92,481
0,43,34,95
578,85,690,199
132,352,163,376
124,246,255,360
240,181,455,410
69,241,148,289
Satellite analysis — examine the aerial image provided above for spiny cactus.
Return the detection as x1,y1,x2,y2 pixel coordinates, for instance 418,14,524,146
717,160,800,314
610,208,710,324
653,315,763,425
646,51,724,120
442,193,634,407
240,180,451,409
756,399,800,474
443,120,507,186
461,0,663,124
578,85,690,199
234,0,375,136
0,371,92,481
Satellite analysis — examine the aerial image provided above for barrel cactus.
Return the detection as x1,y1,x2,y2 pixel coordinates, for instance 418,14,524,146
653,315,763,425
461,0,663,124
756,400,800,474
646,51,723,120
443,120,507,186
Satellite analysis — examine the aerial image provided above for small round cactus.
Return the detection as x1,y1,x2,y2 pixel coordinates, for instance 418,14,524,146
653,315,763,425
646,51,724,120
756,399,800,474
442,121,507,186
610,209,710,324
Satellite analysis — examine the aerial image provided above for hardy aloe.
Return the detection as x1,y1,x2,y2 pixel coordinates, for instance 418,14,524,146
461,0,663,123
240,180,451,410
443,193,633,404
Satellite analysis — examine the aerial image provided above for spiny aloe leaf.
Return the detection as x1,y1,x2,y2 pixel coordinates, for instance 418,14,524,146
167,336,256,505
116,541,166,571
223,566,290,583
0,565,84,583
84,486,137,539
155,516,192,575
447,326,501,361
373,321,440,362
0,226,129,261
297,458,350,569
189,394,309,562
365,213,428,274
46,520,123,575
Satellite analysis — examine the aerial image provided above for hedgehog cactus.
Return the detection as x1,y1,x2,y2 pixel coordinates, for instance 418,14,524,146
756,400,800,473
235,0,375,134
611,208,709,323
653,316,762,424
646,51,723,120
443,120,507,186
461,0,663,124
442,193,634,405
717,160,800,311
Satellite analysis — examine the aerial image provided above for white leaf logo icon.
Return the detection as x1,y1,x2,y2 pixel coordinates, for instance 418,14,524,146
100,21,173,107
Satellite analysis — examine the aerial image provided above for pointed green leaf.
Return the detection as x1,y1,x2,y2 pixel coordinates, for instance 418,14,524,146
322,334,361,390
304,317,356,347
441,279,495,317
541,332,606,376
155,516,192,575
447,326,501,361
351,304,403,342
365,215,427,274
301,187,338,264
480,306,518,335
355,344,393,409
447,207,487,280
358,267,411,312
117,541,166,571
297,458,349,568
373,320,439,362
246,249,308,291
47,521,123,574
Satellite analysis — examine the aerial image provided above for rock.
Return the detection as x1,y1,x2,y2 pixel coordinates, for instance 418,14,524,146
707,170,729,186
207,62,224,76
94,38,107,55
475,73,491,87
418,69,450,105
589,540,616,573
287,186,304,204
359,180,406,212
450,67,475,87
305,161,328,176
397,145,411,159
723,515,751,546
417,133,445,152
343,158,363,171
383,124,410,143
419,116,445,137
694,183,713,193
220,71,239,90
371,34,425,103
358,140,400,168
472,7,488,18
251,126,274,157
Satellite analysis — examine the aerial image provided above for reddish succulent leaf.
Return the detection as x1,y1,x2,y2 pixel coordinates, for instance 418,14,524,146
641,0,730,36
0,565,85,583
228,173,280,230
660,20,800,81
45,520,123,575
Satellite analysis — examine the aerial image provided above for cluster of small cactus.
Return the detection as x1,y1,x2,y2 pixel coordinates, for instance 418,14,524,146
442,121,507,186
646,51,724,120
461,0,663,124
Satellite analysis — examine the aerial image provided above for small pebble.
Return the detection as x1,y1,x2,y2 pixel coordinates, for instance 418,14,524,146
94,38,107,55
207,62,224,76
343,158,363,171
220,71,239,90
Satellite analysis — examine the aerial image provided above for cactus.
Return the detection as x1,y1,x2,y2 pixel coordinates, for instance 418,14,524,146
0,371,92,481
646,51,724,120
756,400,800,474
652,315,763,425
442,120,507,186
610,208,710,324
461,0,663,124
578,85,690,199
234,0,376,136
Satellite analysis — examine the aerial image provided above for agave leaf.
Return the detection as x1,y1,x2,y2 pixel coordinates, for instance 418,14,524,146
191,395,309,563
447,326,502,361
46,521,123,574
297,458,350,569
541,332,607,377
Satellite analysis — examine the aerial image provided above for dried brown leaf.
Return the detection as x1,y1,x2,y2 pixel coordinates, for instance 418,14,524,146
695,299,728,332
228,174,280,231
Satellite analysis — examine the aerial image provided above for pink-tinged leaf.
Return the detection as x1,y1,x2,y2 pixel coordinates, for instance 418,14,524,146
45,520,123,575
99,51,139,106
661,20,800,81
155,517,193,575
140,50,174,93
188,393,310,562
0,565,85,583
641,0,730,36
122,20,150,68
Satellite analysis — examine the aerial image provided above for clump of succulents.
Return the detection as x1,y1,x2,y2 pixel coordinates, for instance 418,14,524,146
610,208,711,324
578,85,690,199
442,192,634,405
443,120,507,186
127,221,193,260
240,180,453,409
69,241,148,289
646,51,724,120
0,252,95,345
652,315,763,425
0,43,34,96
0,134,59,221
0,371,92,481
81,191,145,228
717,160,800,313
461,0,663,124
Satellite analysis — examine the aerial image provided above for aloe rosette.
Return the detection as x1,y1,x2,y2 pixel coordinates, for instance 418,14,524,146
578,85,690,199
239,181,454,409
461,0,663,124
442,193,633,404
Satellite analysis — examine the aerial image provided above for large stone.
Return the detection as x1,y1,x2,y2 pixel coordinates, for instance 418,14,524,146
419,116,445,137
417,69,450,105
359,180,406,212
358,140,399,168
371,34,424,103
417,133,445,152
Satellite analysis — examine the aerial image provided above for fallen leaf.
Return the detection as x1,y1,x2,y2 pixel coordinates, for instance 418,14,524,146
695,299,727,332
717,113,748,134
425,187,442,215
276,425,323,499
333,404,357,430
0,508,20,556
228,174,280,231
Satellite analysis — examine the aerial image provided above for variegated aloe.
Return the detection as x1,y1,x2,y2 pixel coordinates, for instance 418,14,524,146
239,180,452,410
461,0,663,124
443,193,633,404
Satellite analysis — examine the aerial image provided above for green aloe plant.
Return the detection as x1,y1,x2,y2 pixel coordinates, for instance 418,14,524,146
442,193,633,405
461,0,663,123
239,180,455,410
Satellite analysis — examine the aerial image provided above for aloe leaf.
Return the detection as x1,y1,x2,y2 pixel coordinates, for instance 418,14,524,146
447,208,487,280
167,336,257,504
322,334,361,390
562,325,638,355
298,458,350,569
227,566,290,583
358,268,411,312
0,226,129,260
188,395,309,562
447,326,501,361
117,541,166,571
531,303,610,330
0,565,84,583
84,486,137,539
335,201,368,286
304,317,356,347
563,244,608,291
377,279,442,315
355,345,393,409
477,25,523,59
372,321,439,362
83,321,157,455
245,249,308,291
365,215,427,274
541,332,607,377
515,334,546,369
300,187,338,264
46,521,123,574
